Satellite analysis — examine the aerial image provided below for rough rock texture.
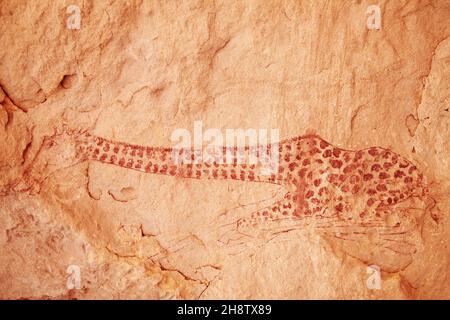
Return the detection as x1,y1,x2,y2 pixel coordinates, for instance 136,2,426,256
0,0,449,299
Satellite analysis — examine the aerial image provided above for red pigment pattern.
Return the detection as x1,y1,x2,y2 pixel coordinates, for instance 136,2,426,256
66,131,429,254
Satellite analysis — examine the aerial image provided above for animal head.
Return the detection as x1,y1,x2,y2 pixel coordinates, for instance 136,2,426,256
32,126,88,176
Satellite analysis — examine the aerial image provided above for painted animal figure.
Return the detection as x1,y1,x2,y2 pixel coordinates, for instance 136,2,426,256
14,126,435,270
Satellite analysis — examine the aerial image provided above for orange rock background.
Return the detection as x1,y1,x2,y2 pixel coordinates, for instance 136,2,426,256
0,0,449,299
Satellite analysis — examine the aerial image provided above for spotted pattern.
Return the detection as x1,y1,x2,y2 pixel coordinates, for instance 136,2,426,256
74,132,427,238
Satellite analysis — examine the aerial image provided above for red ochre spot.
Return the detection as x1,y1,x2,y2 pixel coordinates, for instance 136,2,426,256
399,161,409,168
352,185,360,194
404,177,413,184
367,198,375,206
363,173,373,181
113,146,119,153
100,154,107,161
368,148,378,156
302,158,310,166
371,164,381,172
305,190,314,198
376,184,387,191
354,151,363,161
335,203,344,212
394,170,405,178
283,202,292,209
379,172,389,179
320,140,328,149
367,189,376,195
330,159,343,168
313,179,321,187
289,162,298,171
145,164,152,172
343,165,353,174
408,166,417,174
341,184,350,192
298,168,308,178
119,158,125,166
333,148,341,157
383,162,393,169
343,153,351,162
110,155,117,164
323,149,332,158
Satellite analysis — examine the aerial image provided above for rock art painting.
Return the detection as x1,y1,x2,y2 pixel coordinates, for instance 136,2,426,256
0,0,449,300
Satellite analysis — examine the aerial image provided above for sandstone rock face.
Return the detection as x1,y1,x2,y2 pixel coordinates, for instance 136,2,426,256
0,0,449,299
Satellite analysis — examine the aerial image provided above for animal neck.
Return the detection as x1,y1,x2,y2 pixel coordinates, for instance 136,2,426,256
77,133,282,184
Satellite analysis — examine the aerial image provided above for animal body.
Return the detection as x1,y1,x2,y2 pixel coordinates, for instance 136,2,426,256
14,127,433,270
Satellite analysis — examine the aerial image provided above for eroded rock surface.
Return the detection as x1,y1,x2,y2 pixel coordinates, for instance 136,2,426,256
1,0,449,299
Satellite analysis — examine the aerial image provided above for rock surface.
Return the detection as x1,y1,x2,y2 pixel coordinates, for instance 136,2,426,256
0,0,449,299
